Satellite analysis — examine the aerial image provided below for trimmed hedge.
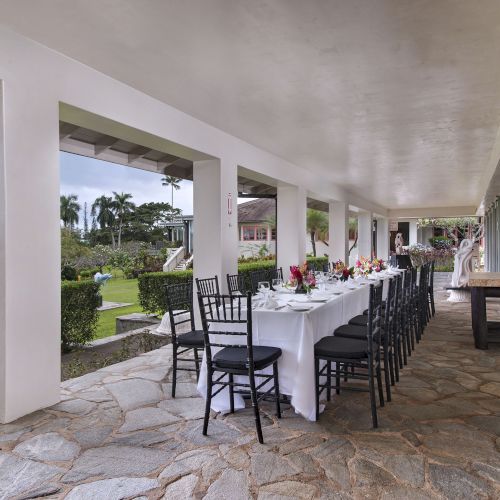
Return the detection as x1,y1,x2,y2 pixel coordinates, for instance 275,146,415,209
61,280,100,351
138,257,330,314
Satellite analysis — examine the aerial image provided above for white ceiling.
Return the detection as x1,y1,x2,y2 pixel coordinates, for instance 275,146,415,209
2,0,500,210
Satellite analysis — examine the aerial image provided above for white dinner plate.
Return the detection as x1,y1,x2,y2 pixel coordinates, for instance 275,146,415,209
309,298,328,303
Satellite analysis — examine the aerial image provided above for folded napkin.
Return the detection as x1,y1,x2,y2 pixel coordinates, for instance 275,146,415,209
263,295,279,309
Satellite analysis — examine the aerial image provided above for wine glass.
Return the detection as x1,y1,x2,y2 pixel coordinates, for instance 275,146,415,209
272,278,283,292
258,281,270,299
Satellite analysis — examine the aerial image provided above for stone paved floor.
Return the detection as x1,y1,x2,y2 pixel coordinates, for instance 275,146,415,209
1,276,499,499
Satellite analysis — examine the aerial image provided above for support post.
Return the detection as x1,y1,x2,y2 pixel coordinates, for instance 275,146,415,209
193,158,239,293
328,201,349,264
358,211,373,258
376,217,389,260
409,220,418,245
277,184,307,279
0,79,61,423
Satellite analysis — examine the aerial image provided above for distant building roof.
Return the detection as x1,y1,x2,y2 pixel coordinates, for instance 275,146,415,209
238,198,275,223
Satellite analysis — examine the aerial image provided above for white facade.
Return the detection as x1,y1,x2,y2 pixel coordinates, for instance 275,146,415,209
0,28,387,423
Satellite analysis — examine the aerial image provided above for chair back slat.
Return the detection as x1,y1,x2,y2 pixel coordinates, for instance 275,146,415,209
367,280,384,350
197,292,254,369
227,273,247,296
165,281,195,340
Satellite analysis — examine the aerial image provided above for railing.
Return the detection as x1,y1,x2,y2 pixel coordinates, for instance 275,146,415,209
162,246,185,272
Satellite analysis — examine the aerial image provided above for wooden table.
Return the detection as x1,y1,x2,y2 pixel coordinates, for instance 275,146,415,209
468,272,500,349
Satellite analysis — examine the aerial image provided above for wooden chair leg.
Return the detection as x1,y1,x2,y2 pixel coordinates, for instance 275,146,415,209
326,361,331,401
383,347,392,402
249,371,263,444
203,368,213,436
172,344,178,398
273,362,281,419
376,358,385,408
368,356,378,428
229,373,234,414
315,357,320,421
194,348,200,380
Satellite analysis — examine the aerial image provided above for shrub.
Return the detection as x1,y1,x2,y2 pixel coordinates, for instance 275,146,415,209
138,270,193,314
61,265,78,281
61,281,100,351
429,236,454,249
79,268,99,279
305,256,329,270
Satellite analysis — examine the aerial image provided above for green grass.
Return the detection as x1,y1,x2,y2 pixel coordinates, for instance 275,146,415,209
96,273,142,339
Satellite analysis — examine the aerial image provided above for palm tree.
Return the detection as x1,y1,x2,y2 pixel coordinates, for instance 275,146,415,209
161,176,182,208
306,209,328,257
112,191,135,248
60,194,80,230
91,195,116,248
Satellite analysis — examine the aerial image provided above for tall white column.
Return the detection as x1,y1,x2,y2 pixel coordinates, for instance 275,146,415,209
409,220,418,245
328,201,349,264
357,211,373,258
193,159,239,293
0,80,61,423
277,184,307,279
376,217,390,259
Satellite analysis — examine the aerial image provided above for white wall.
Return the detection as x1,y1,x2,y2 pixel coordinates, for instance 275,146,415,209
0,27,387,422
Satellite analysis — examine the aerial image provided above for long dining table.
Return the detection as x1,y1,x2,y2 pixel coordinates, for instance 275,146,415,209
197,272,398,421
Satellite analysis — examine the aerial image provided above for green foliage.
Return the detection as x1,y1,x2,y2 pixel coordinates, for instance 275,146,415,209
138,270,193,314
61,281,100,351
138,257,330,314
61,265,78,281
429,236,454,249
306,256,329,269
60,194,80,229
61,228,91,267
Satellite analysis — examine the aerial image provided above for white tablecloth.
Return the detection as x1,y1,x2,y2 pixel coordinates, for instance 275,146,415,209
197,278,384,421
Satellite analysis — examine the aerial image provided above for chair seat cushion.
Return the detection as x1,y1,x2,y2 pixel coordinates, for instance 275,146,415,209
315,336,375,359
335,324,386,341
213,346,282,370
177,330,204,347
349,314,369,326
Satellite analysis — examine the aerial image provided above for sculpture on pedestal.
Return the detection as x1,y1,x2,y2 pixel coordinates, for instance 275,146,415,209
395,233,404,255
448,239,475,302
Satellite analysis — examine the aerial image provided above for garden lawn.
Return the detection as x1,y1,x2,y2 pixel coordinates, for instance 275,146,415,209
96,276,142,339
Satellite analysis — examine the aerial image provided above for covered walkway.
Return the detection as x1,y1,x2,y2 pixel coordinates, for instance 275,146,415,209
1,276,499,499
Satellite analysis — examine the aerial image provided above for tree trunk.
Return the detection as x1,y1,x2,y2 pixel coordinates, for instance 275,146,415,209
110,229,116,249
310,231,317,257
117,219,122,249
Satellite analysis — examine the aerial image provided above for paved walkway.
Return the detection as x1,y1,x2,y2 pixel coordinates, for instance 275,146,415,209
1,277,499,499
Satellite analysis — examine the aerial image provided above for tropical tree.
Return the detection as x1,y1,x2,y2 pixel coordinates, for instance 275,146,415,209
161,176,182,208
60,194,80,229
306,209,328,257
91,195,116,248
112,192,135,248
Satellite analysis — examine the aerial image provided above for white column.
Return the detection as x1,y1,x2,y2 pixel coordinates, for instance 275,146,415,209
409,220,418,245
277,184,307,279
0,80,61,423
357,211,373,258
376,217,390,260
193,158,238,293
328,201,349,264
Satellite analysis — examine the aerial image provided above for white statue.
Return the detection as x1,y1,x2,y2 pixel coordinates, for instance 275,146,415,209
448,239,474,302
395,233,404,255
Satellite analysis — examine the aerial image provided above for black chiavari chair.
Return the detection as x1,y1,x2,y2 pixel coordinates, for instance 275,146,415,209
197,292,282,444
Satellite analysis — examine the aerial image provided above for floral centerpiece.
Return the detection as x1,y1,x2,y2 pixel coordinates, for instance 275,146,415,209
371,257,386,272
289,262,316,294
354,256,374,276
333,260,354,282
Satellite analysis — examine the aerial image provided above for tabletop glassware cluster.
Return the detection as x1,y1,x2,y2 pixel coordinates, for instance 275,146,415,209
251,266,403,312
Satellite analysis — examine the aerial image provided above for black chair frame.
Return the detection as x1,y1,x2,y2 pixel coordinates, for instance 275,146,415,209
165,281,203,398
315,281,385,428
197,292,281,444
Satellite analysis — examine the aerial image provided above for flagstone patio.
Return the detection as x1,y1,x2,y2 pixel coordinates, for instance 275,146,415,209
1,278,499,499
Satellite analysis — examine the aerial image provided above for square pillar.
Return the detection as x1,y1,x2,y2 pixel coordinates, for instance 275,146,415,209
409,220,418,245
193,158,238,293
357,211,373,258
328,201,349,264
277,184,306,279
1,80,61,423
376,217,389,260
